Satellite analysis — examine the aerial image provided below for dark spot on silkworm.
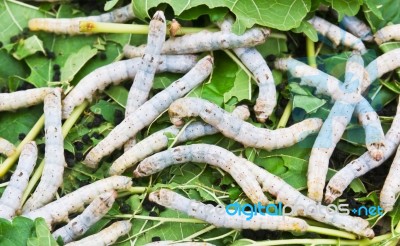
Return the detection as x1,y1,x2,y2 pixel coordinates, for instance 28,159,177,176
18,133,26,140
205,109,211,113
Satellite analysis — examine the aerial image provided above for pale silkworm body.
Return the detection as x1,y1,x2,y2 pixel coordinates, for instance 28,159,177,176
23,176,132,228
135,144,269,204
83,56,214,168
0,141,37,219
123,28,270,57
62,55,198,119
29,4,134,35
23,88,64,213
341,16,374,42
149,189,308,232
0,138,16,157
110,105,250,175
168,98,322,150
125,11,166,150
308,16,367,54
52,191,117,243
374,24,400,45
0,88,55,111
144,242,214,246
380,145,400,211
65,220,131,246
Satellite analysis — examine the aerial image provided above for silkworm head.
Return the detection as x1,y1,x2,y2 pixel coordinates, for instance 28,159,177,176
149,189,173,207
153,11,165,23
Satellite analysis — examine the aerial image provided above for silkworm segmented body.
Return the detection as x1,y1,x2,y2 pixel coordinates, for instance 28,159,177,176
0,138,16,157
374,24,400,45
23,88,65,213
110,105,250,175
135,144,269,204
308,16,367,54
0,141,37,219
65,220,131,246
325,100,400,204
125,11,166,150
149,189,308,232
62,55,198,119
123,28,270,57
52,191,117,243
380,144,400,211
83,56,213,168
219,18,276,122
168,98,322,150
340,16,374,42
29,4,134,35
23,176,132,228
0,87,55,112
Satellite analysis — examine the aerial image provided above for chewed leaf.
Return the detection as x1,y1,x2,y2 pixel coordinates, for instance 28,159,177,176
61,45,97,82
328,0,362,20
12,35,45,60
291,21,318,42
27,218,58,246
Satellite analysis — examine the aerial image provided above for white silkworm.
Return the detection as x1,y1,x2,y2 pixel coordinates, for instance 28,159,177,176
23,176,132,228
110,105,250,175
134,144,269,205
0,87,55,111
340,16,374,42
52,191,117,243
83,56,214,168
380,144,400,211
168,98,323,150
374,24,400,45
218,17,276,122
149,189,308,232
28,4,134,35
124,11,166,150
326,99,400,204
22,88,65,213
0,141,37,219
308,16,367,54
0,138,16,157
65,220,131,246
123,28,270,57
61,55,198,119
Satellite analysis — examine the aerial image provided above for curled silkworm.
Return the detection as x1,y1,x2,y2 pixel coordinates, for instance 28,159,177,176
23,176,132,228
325,100,400,204
0,138,16,157
123,28,270,57
340,16,374,42
0,87,55,111
168,98,322,150
125,11,166,150
83,56,214,168
218,17,276,122
110,105,250,175
52,191,117,243
23,88,64,213
149,189,308,232
0,141,37,219
374,24,400,45
308,16,367,54
65,220,131,246
134,144,269,204
29,4,134,35
62,55,198,119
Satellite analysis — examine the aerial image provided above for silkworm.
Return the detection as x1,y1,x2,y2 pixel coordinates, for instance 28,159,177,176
149,189,308,232
62,55,198,119
83,56,213,168
0,87,55,111
22,88,64,213
380,145,400,211
340,16,374,42
0,138,16,157
218,17,276,122
123,28,270,57
308,16,367,54
326,100,400,204
0,141,37,219
65,220,131,246
168,98,323,150
124,11,166,150
374,24,400,45
134,144,269,205
110,105,250,175
52,191,117,243
28,4,134,35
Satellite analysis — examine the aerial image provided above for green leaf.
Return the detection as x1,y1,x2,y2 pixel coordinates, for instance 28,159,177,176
178,5,229,22
291,20,318,42
223,69,252,103
364,0,400,32
27,218,58,246
0,217,34,246
105,85,129,108
293,95,326,113
12,35,45,60
104,0,119,11
132,0,312,34
328,0,362,20
60,45,98,82
90,100,124,123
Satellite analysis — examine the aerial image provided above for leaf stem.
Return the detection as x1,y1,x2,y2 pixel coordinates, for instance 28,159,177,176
0,115,45,177
168,119,195,149
21,101,88,204
180,225,216,241
307,225,356,239
79,21,218,35
306,37,317,68
276,99,292,128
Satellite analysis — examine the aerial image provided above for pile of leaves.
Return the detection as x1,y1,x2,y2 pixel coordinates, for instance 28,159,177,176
1,0,400,245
